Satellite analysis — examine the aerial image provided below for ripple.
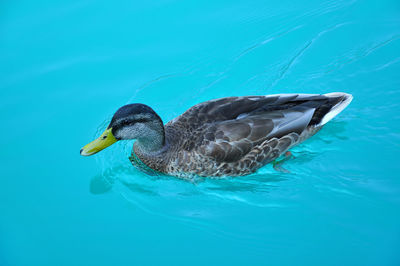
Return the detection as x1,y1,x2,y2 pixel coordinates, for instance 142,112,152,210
270,22,350,87
325,34,400,75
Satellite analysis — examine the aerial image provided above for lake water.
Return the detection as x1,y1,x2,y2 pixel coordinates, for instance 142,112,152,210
1,0,400,265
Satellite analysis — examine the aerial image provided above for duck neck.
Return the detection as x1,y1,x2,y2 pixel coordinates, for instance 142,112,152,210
134,121,166,154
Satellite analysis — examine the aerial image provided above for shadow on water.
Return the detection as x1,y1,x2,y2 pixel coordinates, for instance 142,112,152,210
89,162,293,241
314,120,350,142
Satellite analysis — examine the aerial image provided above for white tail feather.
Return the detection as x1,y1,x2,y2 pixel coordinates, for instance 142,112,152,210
319,92,353,126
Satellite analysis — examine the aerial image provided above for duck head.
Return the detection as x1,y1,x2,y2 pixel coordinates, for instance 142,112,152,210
80,104,165,156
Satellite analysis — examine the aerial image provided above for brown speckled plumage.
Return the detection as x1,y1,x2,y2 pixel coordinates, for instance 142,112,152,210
131,93,352,178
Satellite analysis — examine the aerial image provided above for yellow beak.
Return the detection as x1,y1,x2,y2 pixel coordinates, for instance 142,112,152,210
80,128,118,156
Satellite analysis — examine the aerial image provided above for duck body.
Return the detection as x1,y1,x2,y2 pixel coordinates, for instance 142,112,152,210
131,92,352,178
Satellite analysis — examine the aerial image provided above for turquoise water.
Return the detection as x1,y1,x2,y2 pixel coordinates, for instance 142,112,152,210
1,0,400,265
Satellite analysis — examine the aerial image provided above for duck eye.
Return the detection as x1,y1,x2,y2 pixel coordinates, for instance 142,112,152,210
102,136,107,140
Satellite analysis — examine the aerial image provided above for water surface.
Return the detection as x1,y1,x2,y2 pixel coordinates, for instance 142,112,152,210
1,0,400,265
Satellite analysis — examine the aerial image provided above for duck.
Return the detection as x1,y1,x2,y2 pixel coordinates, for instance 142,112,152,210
80,92,352,178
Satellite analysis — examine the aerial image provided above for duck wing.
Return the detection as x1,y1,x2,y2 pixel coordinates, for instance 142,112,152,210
167,93,351,163
198,106,316,162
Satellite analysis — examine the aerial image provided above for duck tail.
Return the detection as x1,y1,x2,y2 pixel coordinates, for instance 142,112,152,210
317,92,353,126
